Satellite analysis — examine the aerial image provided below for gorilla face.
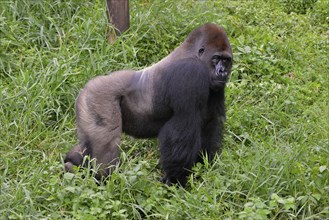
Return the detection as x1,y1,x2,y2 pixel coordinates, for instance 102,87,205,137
209,54,232,90
198,47,232,81
212,54,233,82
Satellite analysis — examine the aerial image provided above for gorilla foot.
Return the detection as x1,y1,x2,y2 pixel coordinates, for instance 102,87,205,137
161,175,187,187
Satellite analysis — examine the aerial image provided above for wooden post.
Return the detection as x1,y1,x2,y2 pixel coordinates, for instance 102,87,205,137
106,0,130,43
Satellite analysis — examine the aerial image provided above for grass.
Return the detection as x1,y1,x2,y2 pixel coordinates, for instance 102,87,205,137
0,0,328,219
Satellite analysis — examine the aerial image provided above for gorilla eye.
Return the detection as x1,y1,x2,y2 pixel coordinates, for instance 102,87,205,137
198,47,205,56
212,55,231,63
212,55,220,60
212,55,220,63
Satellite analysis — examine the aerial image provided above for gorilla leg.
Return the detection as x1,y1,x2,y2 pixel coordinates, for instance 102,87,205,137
159,113,202,186
64,85,123,179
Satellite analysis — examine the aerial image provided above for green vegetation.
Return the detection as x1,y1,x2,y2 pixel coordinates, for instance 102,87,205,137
1,0,328,219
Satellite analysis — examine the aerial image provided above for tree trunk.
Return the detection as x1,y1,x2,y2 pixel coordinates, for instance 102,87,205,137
106,0,130,43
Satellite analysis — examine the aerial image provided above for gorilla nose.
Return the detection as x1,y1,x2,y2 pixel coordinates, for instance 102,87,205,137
215,61,227,77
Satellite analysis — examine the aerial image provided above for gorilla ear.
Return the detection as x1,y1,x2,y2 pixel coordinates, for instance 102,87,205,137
198,47,205,57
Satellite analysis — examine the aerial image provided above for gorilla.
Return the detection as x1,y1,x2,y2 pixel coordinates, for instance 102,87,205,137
64,23,233,186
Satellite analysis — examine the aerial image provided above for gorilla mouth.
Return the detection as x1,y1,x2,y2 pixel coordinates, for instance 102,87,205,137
215,70,228,77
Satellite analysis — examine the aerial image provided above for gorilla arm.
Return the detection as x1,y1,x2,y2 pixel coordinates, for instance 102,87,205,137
156,59,210,186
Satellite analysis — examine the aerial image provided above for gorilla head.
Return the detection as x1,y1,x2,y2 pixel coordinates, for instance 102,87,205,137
182,24,233,88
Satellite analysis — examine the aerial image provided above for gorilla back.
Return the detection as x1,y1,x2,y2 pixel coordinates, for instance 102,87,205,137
64,23,233,186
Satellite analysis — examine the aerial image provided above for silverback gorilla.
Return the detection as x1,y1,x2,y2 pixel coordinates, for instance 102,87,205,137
64,23,233,186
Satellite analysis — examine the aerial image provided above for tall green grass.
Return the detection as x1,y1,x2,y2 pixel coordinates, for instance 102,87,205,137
1,0,328,219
